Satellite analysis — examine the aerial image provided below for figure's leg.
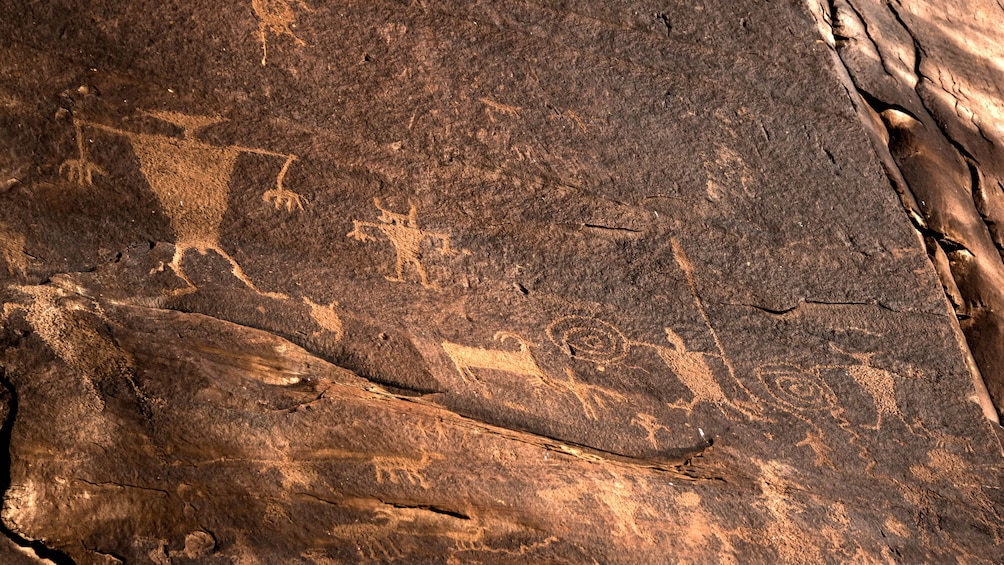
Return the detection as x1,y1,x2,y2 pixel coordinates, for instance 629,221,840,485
166,244,199,297
213,245,289,300
384,253,407,283
258,25,269,65
412,258,434,288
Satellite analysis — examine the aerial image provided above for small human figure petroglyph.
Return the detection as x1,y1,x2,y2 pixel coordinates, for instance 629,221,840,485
441,332,546,385
551,368,626,421
61,110,307,298
252,0,312,65
347,198,454,288
631,412,671,449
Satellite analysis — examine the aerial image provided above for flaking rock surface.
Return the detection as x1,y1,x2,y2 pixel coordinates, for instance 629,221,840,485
0,0,1002,563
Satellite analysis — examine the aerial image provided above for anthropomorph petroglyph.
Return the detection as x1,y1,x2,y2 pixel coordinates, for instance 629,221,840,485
61,111,306,298
252,0,312,65
441,332,546,386
348,198,455,288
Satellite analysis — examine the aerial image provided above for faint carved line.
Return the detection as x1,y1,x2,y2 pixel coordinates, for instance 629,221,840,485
0,223,27,277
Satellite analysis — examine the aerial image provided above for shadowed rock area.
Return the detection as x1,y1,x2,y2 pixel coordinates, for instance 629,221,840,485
0,0,1002,562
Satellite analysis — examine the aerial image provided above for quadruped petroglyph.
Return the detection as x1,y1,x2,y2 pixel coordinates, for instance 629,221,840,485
347,198,455,288
252,0,311,65
61,110,306,298
441,332,546,385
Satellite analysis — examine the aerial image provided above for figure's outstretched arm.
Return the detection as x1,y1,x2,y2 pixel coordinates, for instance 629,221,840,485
346,220,379,242
59,116,112,186
237,150,307,212
433,232,455,255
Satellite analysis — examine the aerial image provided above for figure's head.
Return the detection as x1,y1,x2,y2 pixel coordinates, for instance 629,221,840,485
143,110,226,138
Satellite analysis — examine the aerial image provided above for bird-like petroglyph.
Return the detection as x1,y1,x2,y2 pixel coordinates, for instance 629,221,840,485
61,110,306,298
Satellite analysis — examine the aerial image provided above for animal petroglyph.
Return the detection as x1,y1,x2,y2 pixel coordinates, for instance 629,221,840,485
479,98,521,122
830,344,915,431
61,111,306,298
441,332,546,386
303,297,344,341
372,453,440,489
348,198,455,288
0,222,27,277
547,315,758,419
252,0,311,65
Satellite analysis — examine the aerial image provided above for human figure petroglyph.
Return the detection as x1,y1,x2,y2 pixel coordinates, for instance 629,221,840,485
61,111,306,298
552,368,626,421
348,198,455,288
252,0,312,66
631,412,672,449
441,332,546,385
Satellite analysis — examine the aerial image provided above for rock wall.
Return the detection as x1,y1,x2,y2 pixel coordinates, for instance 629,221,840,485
0,0,1001,562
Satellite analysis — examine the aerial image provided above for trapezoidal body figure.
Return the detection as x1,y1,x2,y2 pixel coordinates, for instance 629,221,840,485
61,110,307,298
347,198,455,288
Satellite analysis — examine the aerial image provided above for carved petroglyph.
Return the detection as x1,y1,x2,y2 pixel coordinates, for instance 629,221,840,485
441,332,545,385
303,297,344,341
4,285,148,415
756,364,840,414
0,222,27,277
252,0,311,65
372,453,440,489
479,98,521,122
61,111,305,298
796,430,837,469
553,368,626,421
829,344,914,431
703,143,753,201
547,316,630,366
631,412,672,449
547,315,758,419
348,198,454,288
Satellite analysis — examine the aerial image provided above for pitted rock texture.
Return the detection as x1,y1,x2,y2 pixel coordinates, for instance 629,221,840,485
0,0,1002,562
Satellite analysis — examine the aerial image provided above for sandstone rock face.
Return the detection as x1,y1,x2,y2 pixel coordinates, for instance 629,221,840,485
0,1,1001,563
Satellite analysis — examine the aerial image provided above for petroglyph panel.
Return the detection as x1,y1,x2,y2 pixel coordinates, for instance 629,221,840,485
2,0,1003,562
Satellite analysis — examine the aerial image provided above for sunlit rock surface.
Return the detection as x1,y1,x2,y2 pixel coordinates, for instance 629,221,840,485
0,0,1002,562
